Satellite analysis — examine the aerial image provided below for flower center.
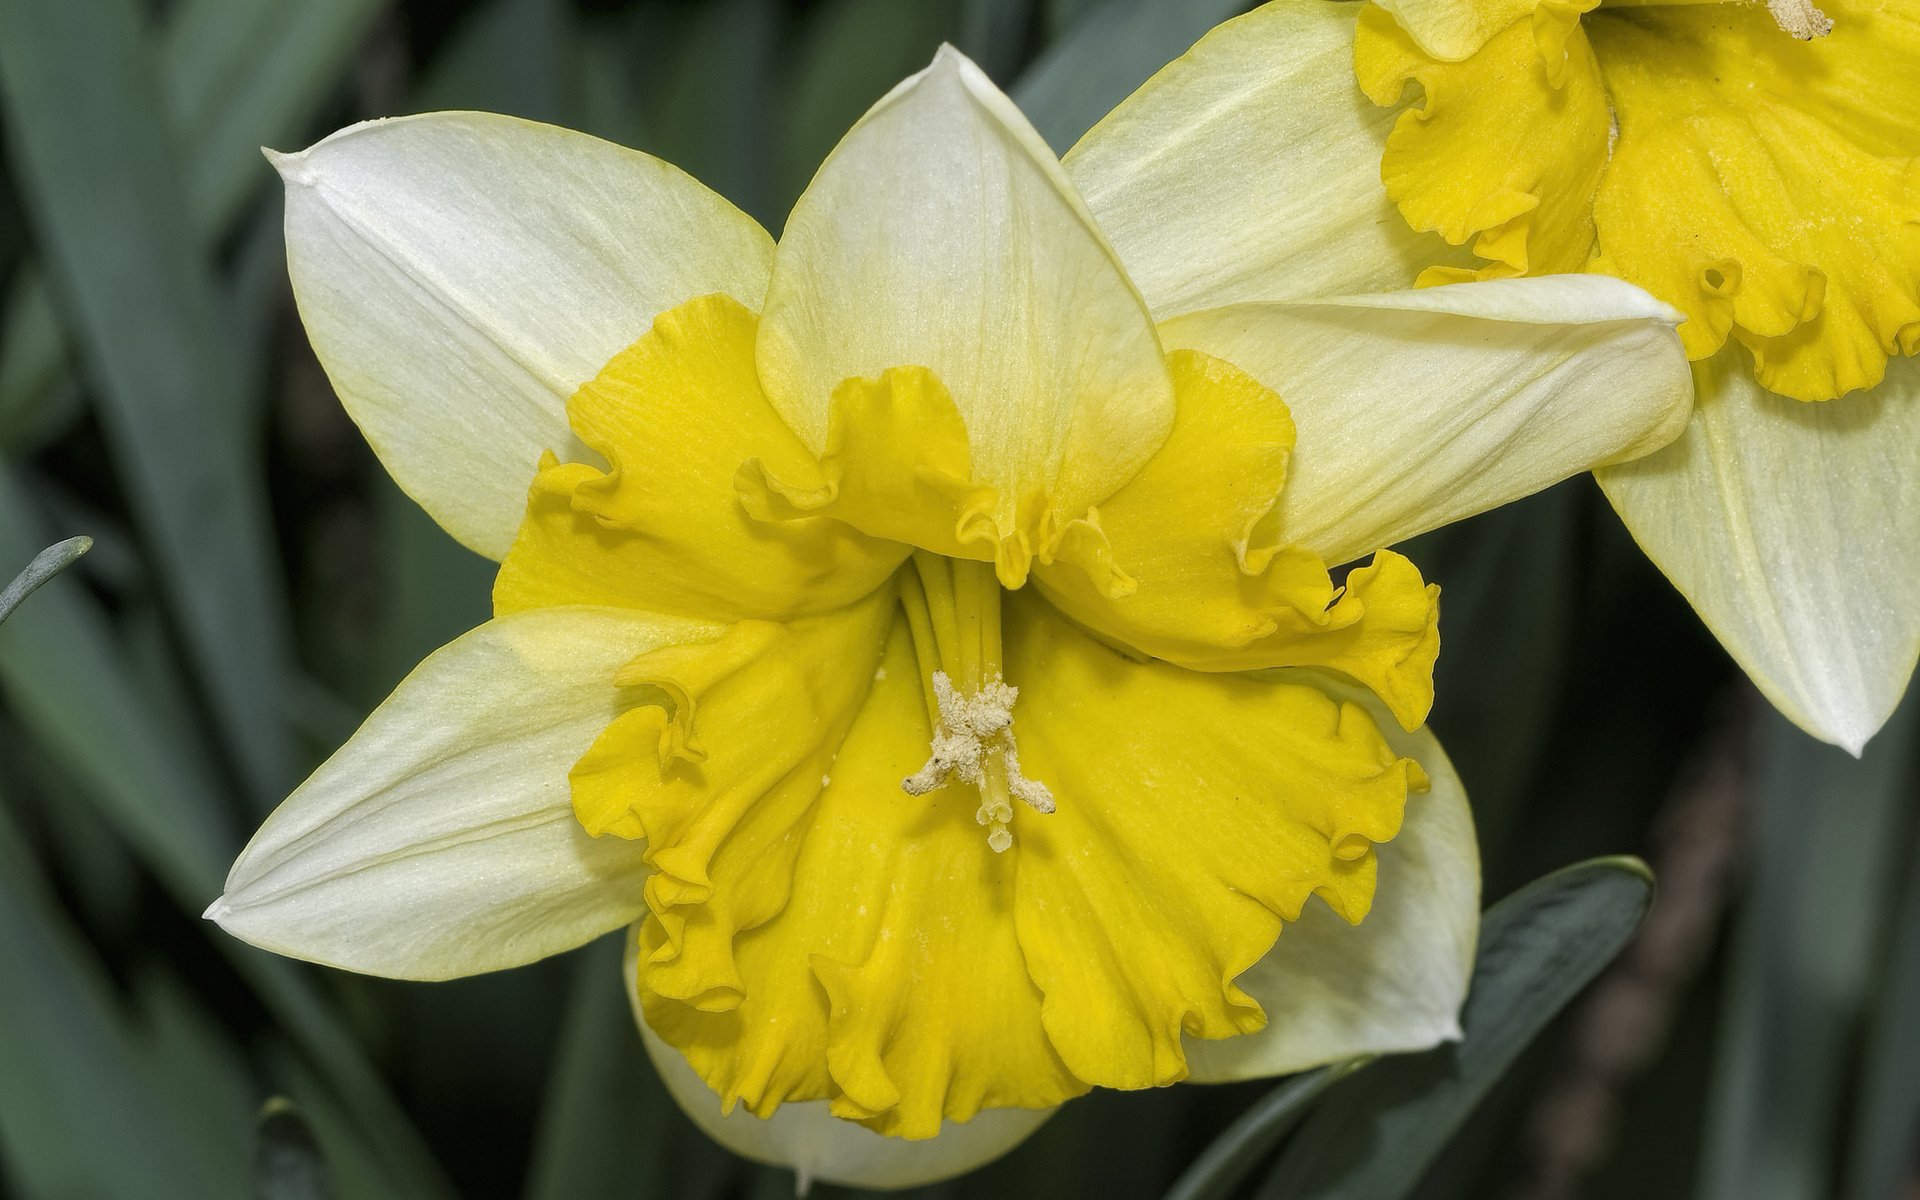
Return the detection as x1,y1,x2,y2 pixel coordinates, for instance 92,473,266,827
897,552,1055,852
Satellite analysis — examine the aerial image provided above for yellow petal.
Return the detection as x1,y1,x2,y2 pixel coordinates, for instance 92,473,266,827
274,112,774,559
756,47,1174,562
1063,1,1470,317
1033,348,1440,729
1184,678,1478,1081
1586,1,1920,398
493,294,903,621
632,956,1054,1190
737,366,1012,580
1598,347,1920,752
1355,0,1610,283
639,620,1085,1137
571,585,895,1017
1004,594,1426,1091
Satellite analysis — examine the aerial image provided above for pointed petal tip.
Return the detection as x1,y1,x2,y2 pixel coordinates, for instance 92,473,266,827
202,895,234,923
263,145,315,187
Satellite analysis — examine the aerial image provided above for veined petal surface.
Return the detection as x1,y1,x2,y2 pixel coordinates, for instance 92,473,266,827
1184,680,1478,1081
638,622,1082,1138
1160,275,1693,566
1599,349,1920,753
1063,1,1467,317
1587,1,1920,399
277,112,774,558
756,46,1174,561
632,954,1054,1191
210,607,721,979
1004,595,1426,1092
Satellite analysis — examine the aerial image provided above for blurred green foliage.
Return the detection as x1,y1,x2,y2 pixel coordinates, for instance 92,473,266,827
0,0,1914,1197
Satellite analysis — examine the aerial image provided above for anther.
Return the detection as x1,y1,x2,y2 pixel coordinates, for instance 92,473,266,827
902,671,1055,852
1767,0,1832,38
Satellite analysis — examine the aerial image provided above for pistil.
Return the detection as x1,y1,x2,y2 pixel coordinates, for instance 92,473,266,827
899,554,1055,851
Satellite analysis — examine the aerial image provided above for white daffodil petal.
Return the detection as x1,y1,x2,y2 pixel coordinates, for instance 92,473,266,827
757,45,1173,521
1372,0,1535,60
277,112,775,559
1064,1,1467,318
1161,275,1694,565
625,928,1053,1190
1599,350,1920,753
211,606,729,980
1184,681,1478,1081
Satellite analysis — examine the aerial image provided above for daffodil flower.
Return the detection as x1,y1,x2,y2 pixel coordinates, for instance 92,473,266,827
210,46,1692,1188
1175,0,1920,749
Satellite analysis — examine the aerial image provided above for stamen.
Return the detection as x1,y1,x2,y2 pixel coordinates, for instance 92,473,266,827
902,671,1055,852
1767,0,1832,38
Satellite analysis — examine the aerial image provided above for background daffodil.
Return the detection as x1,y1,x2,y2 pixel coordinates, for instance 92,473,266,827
206,42,1692,1190
1169,0,1920,751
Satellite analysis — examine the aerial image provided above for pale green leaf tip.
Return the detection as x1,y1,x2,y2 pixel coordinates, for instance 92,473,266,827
0,534,94,626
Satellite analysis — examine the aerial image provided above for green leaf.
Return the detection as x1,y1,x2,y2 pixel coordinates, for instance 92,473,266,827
0,798,232,1199
256,1098,335,1200
1011,0,1248,151
0,467,458,1200
1844,764,1920,1200
1699,700,1916,1200
0,534,90,626
0,0,381,450
1259,857,1656,1200
1160,1062,1366,1200
0,0,295,803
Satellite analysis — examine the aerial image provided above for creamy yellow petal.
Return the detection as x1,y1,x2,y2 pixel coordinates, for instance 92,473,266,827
1184,680,1478,1081
639,620,1084,1137
275,112,774,559
1356,0,1610,284
1063,1,1469,317
756,46,1174,561
632,962,1054,1190
211,606,719,980
1033,349,1439,729
1160,276,1693,566
1598,347,1920,753
493,294,902,622
1587,2,1920,399
1371,0,1540,59
1004,594,1425,1091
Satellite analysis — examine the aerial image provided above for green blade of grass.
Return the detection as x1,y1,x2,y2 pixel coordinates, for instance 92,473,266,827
1258,858,1656,1200
0,0,295,804
0,534,90,626
0,796,232,1200
0,466,457,1200
0,0,382,454
1161,1062,1366,1200
1698,700,1915,1200
1843,770,1920,1200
